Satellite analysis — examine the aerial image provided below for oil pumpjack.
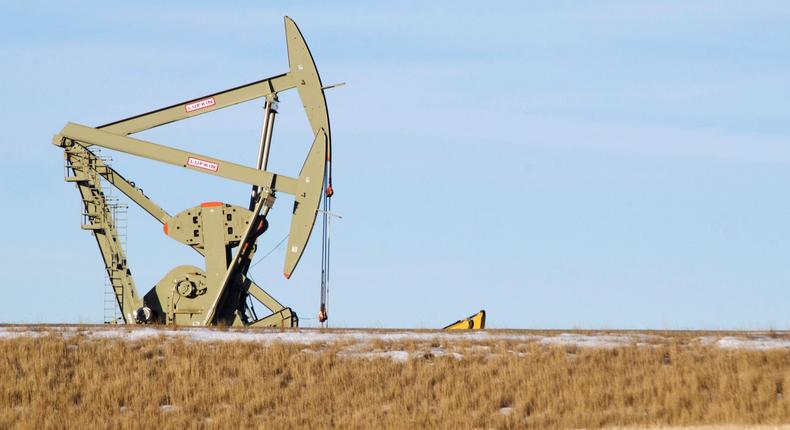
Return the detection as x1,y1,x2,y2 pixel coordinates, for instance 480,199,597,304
52,17,335,327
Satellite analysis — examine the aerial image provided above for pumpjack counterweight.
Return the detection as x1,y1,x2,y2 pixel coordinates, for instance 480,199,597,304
54,17,335,327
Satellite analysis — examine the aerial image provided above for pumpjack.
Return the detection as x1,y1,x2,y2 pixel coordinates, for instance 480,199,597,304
52,17,336,327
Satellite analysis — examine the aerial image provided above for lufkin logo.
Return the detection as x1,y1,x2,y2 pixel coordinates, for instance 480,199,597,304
184,97,216,113
187,157,219,172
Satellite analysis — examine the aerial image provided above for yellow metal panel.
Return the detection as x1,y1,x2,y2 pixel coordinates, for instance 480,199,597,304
444,310,486,330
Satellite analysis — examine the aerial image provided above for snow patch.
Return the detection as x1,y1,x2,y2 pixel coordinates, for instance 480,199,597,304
715,336,790,350
429,348,464,360
538,333,645,348
1,327,788,353
338,350,410,363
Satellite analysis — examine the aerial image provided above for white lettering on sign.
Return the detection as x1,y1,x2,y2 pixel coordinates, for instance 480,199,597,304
184,97,216,113
187,157,219,172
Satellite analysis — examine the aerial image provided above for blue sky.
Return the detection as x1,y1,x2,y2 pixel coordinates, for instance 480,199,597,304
1,1,789,328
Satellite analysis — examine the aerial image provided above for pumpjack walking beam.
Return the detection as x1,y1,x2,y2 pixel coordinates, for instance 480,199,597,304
54,17,335,327
90,18,332,152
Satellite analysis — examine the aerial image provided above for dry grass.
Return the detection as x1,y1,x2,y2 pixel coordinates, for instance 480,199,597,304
1,329,790,429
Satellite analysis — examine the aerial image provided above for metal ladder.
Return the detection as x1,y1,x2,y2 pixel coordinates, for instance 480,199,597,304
64,147,133,323
98,154,128,324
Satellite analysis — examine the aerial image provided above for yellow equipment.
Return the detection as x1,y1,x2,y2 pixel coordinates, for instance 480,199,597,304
443,310,486,330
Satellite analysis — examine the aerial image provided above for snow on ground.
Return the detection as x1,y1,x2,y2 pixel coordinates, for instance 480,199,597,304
338,350,412,363
1,327,789,362
0,326,521,344
712,336,790,350
337,347,464,362
537,333,657,348
0,326,652,347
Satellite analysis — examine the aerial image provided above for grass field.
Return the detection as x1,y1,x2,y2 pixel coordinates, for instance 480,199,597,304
1,327,790,429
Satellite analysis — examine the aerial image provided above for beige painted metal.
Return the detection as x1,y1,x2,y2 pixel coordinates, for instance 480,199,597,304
63,146,144,320
201,195,268,325
249,307,298,327
67,145,171,225
246,282,287,314
286,17,331,157
53,17,334,327
284,129,327,278
55,123,298,195
164,204,250,248
55,120,328,283
97,74,295,136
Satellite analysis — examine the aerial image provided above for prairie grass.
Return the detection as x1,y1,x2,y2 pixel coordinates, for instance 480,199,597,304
1,329,789,429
